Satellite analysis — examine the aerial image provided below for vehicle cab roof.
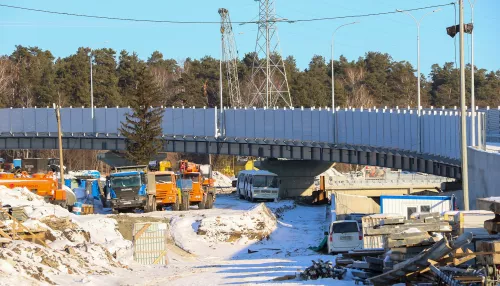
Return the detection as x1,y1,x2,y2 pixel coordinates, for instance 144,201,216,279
110,171,142,177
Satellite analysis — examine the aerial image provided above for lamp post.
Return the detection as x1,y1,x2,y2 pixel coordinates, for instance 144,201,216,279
331,21,359,112
396,8,441,115
89,49,94,119
468,0,477,146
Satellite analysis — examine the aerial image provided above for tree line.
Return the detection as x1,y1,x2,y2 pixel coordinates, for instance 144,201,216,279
0,45,499,110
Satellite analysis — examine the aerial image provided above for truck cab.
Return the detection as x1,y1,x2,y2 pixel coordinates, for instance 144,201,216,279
107,169,147,212
154,171,180,210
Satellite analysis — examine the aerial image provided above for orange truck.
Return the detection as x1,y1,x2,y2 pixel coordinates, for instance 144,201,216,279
177,160,215,211
152,170,181,210
0,172,68,206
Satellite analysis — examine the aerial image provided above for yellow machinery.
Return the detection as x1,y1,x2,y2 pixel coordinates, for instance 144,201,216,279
153,170,181,211
177,160,215,210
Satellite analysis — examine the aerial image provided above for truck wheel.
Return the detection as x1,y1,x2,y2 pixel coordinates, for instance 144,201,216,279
206,193,214,209
198,193,206,209
180,192,189,211
172,198,180,211
145,195,156,213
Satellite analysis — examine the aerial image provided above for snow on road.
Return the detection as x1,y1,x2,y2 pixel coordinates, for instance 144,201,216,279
1,189,353,285
101,195,354,286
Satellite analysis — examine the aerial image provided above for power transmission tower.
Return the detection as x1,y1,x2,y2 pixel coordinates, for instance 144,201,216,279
219,8,242,107
250,0,292,108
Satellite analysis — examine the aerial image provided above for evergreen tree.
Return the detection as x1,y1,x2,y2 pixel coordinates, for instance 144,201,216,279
119,66,164,164
92,48,121,107
117,50,144,106
54,47,91,107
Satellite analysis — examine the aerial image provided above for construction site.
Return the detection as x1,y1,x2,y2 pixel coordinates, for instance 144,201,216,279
1,0,500,285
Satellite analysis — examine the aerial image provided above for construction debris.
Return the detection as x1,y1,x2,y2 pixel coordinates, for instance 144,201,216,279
336,210,500,285
299,259,346,280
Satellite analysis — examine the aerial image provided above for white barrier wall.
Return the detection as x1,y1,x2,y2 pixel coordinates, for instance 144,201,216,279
223,107,334,143
0,107,486,161
468,147,500,208
0,107,217,137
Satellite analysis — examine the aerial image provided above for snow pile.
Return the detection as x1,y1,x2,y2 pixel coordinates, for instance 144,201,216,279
212,171,233,188
0,186,133,284
0,240,125,285
0,186,71,219
197,203,277,243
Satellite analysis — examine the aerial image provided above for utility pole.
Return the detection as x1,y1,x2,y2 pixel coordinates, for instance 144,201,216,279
54,103,64,190
469,0,477,146
459,0,469,210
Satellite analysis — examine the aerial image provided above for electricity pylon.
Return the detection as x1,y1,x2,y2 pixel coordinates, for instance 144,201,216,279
249,0,292,108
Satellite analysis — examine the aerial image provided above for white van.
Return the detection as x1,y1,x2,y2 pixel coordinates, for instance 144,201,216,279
236,170,279,202
327,220,363,253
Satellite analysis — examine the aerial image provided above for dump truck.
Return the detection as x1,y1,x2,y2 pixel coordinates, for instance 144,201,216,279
0,171,70,207
148,160,181,211
177,160,215,211
105,165,157,213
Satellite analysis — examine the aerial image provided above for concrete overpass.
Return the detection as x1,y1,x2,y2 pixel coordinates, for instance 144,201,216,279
0,106,492,179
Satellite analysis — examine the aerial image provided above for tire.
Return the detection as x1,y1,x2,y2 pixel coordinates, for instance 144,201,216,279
180,191,190,211
198,193,206,209
172,197,180,211
206,193,214,209
145,195,156,213
250,193,255,203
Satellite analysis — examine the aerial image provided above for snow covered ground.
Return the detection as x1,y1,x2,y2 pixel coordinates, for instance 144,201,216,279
1,187,353,285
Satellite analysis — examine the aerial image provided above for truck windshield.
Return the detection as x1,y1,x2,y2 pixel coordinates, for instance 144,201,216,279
181,173,200,182
253,175,278,188
110,175,141,188
155,175,172,183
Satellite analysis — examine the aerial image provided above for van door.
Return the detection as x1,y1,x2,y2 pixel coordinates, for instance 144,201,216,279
330,221,361,250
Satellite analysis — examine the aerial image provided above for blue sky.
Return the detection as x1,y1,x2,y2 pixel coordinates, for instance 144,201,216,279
0,0,498,75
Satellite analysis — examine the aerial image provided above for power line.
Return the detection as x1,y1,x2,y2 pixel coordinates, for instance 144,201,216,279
0,3,454,25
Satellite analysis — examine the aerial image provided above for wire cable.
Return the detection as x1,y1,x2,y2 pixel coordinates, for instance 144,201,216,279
0,3,455,25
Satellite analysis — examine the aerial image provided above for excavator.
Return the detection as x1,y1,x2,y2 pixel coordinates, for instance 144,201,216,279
177,160,216,211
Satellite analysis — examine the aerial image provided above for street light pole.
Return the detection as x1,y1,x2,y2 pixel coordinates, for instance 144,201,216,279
459,0,469,210
90,49,94,119
469,0,477,146
397,9,441,114
331,21,359,112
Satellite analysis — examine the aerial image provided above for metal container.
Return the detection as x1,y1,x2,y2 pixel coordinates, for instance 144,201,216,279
133,222,168,265
72,202,82,215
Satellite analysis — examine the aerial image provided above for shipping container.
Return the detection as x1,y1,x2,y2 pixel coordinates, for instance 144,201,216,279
380,195,453,219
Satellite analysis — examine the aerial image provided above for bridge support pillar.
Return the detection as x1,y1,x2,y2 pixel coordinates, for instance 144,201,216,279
254,160,333,198
394,155,402,169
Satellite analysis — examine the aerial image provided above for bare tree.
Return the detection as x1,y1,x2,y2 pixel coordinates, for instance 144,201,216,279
343,66,374,108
